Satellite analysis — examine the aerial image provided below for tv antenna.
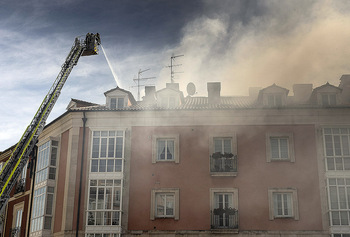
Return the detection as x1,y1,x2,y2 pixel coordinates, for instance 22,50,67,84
166,54,184,83
132,69,156,101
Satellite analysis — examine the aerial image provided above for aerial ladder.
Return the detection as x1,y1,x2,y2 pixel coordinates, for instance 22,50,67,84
0,33,101,222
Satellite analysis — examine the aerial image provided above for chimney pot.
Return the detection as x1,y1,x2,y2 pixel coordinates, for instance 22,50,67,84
207,82,221,104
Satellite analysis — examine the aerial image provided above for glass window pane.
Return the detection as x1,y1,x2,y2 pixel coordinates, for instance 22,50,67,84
158,140,166,160
270,138,279,158
107,160,114,172
115,159,122,172
108,138,115,157
115,137,123,158
91,160,98,172
327,158,335,171
280,138,289,158
99,160,106,172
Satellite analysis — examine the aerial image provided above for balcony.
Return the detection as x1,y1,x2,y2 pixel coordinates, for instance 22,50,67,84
210,152,237,175
10,227,20,237
211,208,238,229
14,179,25,194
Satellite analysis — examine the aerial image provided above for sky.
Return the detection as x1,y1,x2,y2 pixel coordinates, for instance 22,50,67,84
2,0,350,151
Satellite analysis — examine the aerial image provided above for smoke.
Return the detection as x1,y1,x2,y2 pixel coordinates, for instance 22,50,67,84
158,0,350,96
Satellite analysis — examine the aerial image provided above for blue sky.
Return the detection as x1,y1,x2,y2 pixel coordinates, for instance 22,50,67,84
2,0,350,150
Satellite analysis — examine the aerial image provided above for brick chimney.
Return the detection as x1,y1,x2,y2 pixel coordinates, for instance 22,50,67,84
293,84,313,103
207,82,221,104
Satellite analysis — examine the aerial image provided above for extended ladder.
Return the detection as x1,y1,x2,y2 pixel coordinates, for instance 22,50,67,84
0,33,100,219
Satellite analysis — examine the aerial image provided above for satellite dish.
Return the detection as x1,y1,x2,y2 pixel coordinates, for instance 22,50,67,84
187,82,196,96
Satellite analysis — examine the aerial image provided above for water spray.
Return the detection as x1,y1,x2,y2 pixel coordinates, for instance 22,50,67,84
100,44,120,87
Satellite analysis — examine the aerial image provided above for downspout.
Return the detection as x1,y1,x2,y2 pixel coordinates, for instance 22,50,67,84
76,112,87,237
27,145,38,237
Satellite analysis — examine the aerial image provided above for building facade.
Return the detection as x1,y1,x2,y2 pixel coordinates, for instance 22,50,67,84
3,76,350,236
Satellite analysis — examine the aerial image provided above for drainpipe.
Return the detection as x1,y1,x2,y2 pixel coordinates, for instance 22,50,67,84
76,112,87,237
27,145,38,237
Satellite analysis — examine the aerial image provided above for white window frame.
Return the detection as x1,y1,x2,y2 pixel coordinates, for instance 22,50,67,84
267,94,283,107
109,97,125,109
209,133,237,176
90,130,124,173
268,188,299,220
150,188,179,220
210,188,239,228
266,133,294,162
323,128,350,171
320,93,337,106
152,135,179,163
327,178,350,227
12,202,24,228
86,179,122,226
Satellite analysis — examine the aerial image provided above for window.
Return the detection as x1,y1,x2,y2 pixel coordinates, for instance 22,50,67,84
35,140,58,184
266,133,294,162
324,128,350,171
210,137,237,173
209,133,237,175
268,188,299,220
210,188,238,229
150,188,179,220
91,131,124,173
87,179,121,226
110,98,125,109
152,135,179,163
328,178,350,226
333,234,350,237
321,93,337,106
31,140,58,233
11,203,24,237
267,94,282,107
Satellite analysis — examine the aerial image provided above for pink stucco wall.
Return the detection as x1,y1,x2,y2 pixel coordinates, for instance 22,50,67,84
128,125,323,231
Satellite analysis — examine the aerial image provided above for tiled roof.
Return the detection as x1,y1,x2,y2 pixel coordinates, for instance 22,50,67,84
69,96,257,111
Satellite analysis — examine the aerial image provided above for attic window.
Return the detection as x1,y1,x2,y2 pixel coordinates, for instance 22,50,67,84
110,97,125,109
321,93,336,106
268,94,282,107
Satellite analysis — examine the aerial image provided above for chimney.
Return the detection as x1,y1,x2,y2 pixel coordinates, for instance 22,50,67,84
293,84,313,103
166,83,179,91
143,86,156,103
339,75,350,104
249,87,262,99
207,82,221,104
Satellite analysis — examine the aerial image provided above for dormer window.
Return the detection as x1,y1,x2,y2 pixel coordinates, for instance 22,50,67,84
110,97,125,109
321,93,336,106
267,94,282,107
258,84,289,108
104,87,136,110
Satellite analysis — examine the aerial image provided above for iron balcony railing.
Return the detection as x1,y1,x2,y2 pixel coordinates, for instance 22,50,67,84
210,153,237,173
14,179,25,194
10,227,20,237
211,208,238,229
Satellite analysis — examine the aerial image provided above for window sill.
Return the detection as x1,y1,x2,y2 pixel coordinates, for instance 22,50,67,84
210,172,237,177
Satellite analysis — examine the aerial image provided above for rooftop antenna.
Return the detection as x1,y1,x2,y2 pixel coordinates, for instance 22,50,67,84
132,68,156,101
167,54,184,83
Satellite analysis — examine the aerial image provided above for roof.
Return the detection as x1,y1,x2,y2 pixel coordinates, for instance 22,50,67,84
70,96,257,111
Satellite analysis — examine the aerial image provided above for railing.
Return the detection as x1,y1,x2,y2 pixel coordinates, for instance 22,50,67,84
211,208,238,229
9,227,20,237
210,153,237,173
14,179,25,194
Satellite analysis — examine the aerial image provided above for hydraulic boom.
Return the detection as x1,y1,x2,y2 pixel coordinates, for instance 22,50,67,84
0,33,100,219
